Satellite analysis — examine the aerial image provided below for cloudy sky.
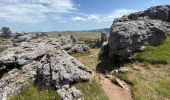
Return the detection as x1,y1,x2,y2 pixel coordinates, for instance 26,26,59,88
0,0,169,32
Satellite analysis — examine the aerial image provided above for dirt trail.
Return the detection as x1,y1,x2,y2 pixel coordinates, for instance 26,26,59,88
74,49,133,100
99,75,132,100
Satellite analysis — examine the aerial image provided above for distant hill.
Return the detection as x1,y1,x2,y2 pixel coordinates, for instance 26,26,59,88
82,28,110,33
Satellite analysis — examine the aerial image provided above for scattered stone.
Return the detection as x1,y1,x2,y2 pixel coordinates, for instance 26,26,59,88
115,78,131,91
110,69,119,75
118,67,130,73
58,87,83,100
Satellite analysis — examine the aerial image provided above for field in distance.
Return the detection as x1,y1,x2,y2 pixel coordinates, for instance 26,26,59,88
47,31,100,41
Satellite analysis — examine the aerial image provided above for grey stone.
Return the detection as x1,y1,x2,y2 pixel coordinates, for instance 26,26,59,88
99,5,170,61
118,67,129,73
58,87,84,100
0,32,92,98
56,35,90,54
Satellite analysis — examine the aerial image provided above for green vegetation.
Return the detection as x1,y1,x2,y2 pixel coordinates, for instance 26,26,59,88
116,36,170,100
74,79,108,100
133,36,170,64
10,86,61,100
0,27,12,39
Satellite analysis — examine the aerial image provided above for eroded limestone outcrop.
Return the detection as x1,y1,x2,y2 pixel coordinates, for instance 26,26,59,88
56,35,90,54
99,5,170,61
0,32,92,100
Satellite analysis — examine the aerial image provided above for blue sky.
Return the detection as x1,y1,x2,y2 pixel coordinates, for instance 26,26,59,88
0,0,169,32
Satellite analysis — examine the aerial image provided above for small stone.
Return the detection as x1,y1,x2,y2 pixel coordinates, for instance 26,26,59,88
119,67,129,73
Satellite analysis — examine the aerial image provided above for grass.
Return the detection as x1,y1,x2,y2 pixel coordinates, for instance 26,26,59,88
133,36,170,64
74,79,108,100
10,86,61,100
116,36,170,100
72,49,100,69
72,48,108,100
48,31,100,41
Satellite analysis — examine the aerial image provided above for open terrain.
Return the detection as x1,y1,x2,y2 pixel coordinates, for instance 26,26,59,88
3,32,170,100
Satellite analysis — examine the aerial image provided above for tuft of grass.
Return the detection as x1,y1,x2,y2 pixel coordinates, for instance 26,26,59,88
74,79,108,100
10,86,61,100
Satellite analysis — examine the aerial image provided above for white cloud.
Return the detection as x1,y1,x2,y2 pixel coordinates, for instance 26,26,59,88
87,15,101,22
106,9,137,21
72,17,87,21
72,9,136,23
0,0,76,23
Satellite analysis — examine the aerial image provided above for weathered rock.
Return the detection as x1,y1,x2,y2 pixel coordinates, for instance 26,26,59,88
109,20,168,60
68,42,90,54
99,5,170,61
115,5,170,22
13,32,48,44
58,87,84,100
0,33,92,99
35,51,92,89
56,35,90,54
118,67,130,73
100,32,109,46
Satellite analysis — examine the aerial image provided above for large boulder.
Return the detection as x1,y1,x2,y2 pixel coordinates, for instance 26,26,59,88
0,32,92,99
99,5,170,61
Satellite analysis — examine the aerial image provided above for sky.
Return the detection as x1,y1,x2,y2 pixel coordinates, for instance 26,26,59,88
0,0,169,32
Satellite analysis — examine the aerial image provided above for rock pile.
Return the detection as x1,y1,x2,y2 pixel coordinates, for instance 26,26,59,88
57,35,90,54
0,32,92,99
99,5,170,61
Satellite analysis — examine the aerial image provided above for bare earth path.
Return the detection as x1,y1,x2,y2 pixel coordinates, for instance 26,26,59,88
99,75,132,100
73,49,132,100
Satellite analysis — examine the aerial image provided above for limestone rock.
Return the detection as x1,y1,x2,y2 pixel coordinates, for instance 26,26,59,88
99,5,170,61
0,32,92,99
58,87,84,100
57,35,90,54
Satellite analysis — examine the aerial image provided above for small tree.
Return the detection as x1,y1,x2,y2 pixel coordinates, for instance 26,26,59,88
1,27,12,38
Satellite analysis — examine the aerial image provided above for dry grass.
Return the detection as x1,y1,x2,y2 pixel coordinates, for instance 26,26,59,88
72,49,100,69
72,49,108,100
48,31,100,41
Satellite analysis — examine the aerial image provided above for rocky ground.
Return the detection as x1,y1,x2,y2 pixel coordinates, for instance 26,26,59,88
0,32,92,100
0,4,170,100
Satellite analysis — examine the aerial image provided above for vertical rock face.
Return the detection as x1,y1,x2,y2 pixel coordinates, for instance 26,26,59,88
99,5,170,61
0,32,92,99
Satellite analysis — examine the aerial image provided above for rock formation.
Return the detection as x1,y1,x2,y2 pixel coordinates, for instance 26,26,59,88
0,32,92,99
99,5,170,61
57,35,90,54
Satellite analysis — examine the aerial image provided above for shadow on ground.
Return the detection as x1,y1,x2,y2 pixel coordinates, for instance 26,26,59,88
96,57,168,74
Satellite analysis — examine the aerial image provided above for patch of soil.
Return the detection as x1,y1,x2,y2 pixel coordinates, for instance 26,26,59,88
99,75,132,100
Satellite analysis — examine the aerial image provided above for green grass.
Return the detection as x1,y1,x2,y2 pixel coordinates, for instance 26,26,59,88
74,79,108,100
133,36,170,64
10,86,61,100
116,36,170,100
